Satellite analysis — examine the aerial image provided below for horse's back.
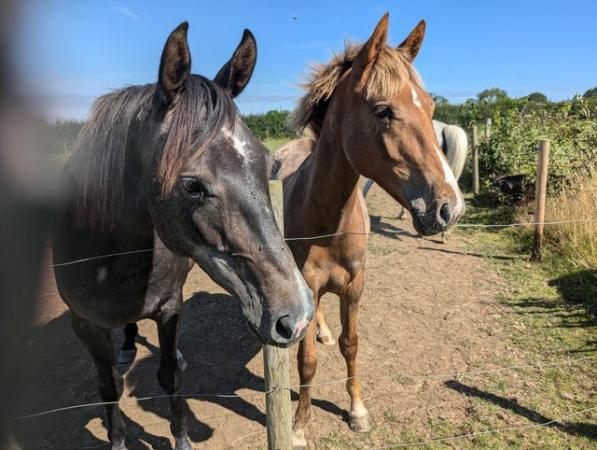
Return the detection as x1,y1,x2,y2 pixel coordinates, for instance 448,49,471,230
442,125,468,180
271,136,315,181
433,120,468,181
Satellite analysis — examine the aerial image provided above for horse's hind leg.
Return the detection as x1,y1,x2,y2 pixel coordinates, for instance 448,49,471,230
155,309,191,450
70,314,127,450
117,322,138,365
292,294,320,449
315,305,335,346
339,272,370,432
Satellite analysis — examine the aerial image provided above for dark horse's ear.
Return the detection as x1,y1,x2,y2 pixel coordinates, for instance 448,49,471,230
214,29,257,98
157,22,191,105
397,20,426,62
351,13,389,94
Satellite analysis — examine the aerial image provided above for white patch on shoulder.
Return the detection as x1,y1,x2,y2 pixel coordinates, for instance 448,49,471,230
434,145,464,215
411,85,422,108
96,266,108,285
222,127,248,161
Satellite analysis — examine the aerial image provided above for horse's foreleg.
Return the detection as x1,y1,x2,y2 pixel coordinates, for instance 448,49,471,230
339,272,369,432
315,305,335,346
117,322,138,365
70,313,127,450
292,300,319,449
155,307,191,450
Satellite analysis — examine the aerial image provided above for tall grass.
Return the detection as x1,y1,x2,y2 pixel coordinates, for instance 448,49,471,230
544,166,597,270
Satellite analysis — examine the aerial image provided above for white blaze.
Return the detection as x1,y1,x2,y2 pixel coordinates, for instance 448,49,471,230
222,127,248,161
411,85,422,108
434,145,464,216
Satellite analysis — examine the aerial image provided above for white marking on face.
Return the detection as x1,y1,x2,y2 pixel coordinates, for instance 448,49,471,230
411,85,422,108
294,268,313,321
434,145,464,216
222,127,248,161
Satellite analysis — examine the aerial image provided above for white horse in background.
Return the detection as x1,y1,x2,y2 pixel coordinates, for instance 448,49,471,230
362,119,468,224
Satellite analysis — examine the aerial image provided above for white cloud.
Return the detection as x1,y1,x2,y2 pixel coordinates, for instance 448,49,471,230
114,5,140,21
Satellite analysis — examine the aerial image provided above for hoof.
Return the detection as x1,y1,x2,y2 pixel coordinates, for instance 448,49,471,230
117,349,137,365
176,349,187,372
174,437,192,450
292,429,307,450
442,232,449,244
316,332,336,346
349,411,371,433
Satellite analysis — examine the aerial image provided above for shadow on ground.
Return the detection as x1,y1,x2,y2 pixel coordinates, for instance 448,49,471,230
445,380,597,440
9,291,341,449
369,215,418,240
548,268,597,318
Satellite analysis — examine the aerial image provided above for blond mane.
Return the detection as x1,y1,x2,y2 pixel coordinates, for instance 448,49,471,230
291,42,423,135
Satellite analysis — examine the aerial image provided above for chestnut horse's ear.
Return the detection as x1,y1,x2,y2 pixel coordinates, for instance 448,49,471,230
351,13,389,93
214,29,257,98
397,20,426,62
157,22,191,105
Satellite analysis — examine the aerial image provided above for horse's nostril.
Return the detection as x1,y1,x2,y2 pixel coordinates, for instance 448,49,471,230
437,202,451,226
275,315,295,340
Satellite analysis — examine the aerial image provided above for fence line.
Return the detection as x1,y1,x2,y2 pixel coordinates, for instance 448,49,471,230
14,354,595,420
47,218,597,269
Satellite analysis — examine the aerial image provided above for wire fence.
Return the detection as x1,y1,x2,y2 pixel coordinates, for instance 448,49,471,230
28,213,596,447
15,354,595,420
48,218,597,269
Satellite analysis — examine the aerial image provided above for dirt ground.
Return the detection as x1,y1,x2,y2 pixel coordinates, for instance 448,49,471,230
11,185,522,449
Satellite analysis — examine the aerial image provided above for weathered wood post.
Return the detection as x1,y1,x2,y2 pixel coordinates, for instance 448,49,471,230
532,139,550,261
471,125,479,194
264,180,292,450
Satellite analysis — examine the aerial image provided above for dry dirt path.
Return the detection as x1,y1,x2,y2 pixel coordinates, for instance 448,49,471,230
12,185,523,450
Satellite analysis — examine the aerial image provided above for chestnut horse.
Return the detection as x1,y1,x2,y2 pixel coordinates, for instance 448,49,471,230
272,14,464,446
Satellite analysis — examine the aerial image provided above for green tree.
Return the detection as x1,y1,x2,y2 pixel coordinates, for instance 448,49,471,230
477,88,508,103
526,92,548,103
583,87,597,98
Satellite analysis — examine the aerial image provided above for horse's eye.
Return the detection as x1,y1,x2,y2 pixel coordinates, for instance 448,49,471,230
373,104,393,120
179,177,210,200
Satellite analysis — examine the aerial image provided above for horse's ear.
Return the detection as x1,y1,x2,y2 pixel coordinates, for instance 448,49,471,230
157,22,191,105
214,29,257,98
351,13,389,94
397,20,426,62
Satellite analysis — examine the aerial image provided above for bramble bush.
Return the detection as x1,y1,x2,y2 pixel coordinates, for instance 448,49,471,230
477,97,597,194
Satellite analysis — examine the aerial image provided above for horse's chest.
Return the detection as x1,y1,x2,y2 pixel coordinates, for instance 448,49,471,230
300,240,365,296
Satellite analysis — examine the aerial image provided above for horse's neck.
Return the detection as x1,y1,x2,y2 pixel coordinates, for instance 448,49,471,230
301,125,361,233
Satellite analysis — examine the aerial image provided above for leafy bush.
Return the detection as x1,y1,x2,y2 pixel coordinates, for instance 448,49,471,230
478,97,597,193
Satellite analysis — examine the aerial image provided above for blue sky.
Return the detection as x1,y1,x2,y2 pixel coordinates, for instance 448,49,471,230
17,0,597,120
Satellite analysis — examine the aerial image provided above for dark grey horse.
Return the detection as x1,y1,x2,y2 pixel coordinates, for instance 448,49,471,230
52,23,313,450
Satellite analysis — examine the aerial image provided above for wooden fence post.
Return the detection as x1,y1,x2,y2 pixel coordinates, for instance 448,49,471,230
264,180,292,450
532,139,550,261
471,125,479,194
